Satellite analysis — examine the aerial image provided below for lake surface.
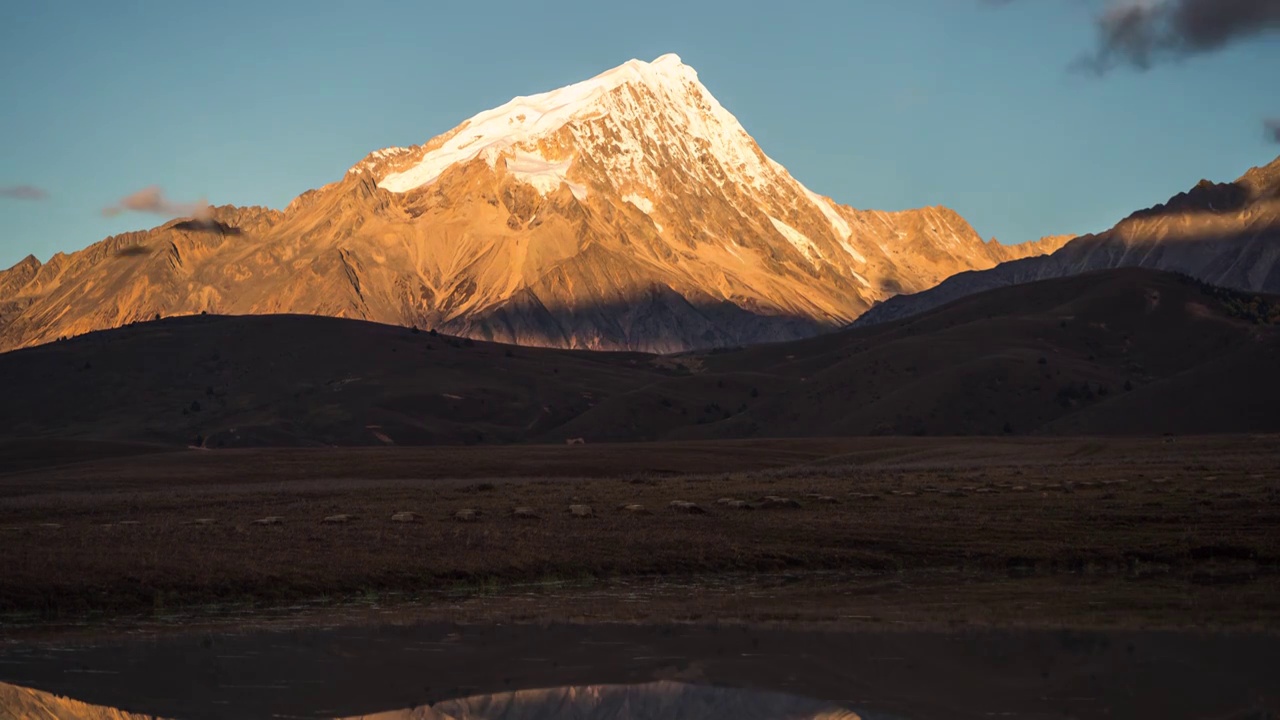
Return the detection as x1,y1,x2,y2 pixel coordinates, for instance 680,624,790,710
1,622,1277,719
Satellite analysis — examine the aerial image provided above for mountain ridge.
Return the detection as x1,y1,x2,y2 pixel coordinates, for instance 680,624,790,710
0,54,1067,354
855,155,1280,327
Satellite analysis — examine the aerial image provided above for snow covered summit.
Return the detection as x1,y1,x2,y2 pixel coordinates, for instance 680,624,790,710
373,53,778,200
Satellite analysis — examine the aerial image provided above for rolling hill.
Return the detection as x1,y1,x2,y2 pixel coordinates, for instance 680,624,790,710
1,267,1275,448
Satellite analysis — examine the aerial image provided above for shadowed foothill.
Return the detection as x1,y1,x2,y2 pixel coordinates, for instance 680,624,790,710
1,268,1278,453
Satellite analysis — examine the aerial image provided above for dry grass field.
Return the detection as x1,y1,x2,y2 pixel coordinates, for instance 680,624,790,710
2,435,1277,631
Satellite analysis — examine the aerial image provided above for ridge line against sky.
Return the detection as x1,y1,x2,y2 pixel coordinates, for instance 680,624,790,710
1,0,1278,268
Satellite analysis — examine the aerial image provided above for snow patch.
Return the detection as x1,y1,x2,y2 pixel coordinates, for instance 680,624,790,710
623,193,661,231
768,216,823,264
801,187,865,264
371,147,410,160
840,242,866,264
623,193,654,214
802,187,852,239
350,146,413,175
505,152,588,200
852,271,870,288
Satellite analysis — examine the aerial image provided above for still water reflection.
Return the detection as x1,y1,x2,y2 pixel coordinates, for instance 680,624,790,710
1,622,1276,719
2,680,864,719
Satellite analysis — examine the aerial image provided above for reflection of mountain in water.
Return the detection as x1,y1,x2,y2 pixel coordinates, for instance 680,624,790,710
0,680,862,720
358,682,862,719
0,680,161,720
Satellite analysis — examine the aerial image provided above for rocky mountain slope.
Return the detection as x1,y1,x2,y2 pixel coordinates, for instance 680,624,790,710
0,54,1066,354
855,156,1280,327
2,268,1275,447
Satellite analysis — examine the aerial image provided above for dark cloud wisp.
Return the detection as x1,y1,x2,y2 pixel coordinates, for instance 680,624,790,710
0,185,49,201
1266,118,1280,143
989,1,1280,141
1081,0,1280,73
103,186,210,219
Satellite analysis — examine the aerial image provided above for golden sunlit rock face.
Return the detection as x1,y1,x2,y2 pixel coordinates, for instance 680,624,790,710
0,56,1069,354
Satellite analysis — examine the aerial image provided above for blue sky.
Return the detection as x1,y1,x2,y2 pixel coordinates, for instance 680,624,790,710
1,0,1277,268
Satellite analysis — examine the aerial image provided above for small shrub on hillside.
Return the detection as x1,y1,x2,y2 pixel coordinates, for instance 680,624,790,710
1189,275,1280,325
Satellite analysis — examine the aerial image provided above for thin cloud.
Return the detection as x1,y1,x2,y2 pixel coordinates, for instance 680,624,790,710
0,185,49,201
1079,0,1280,73
102,186,210,219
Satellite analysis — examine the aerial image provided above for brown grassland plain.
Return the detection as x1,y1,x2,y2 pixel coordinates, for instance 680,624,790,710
1,435,1278,633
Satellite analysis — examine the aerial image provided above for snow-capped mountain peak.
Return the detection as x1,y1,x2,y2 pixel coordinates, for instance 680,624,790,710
371,54,780,199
